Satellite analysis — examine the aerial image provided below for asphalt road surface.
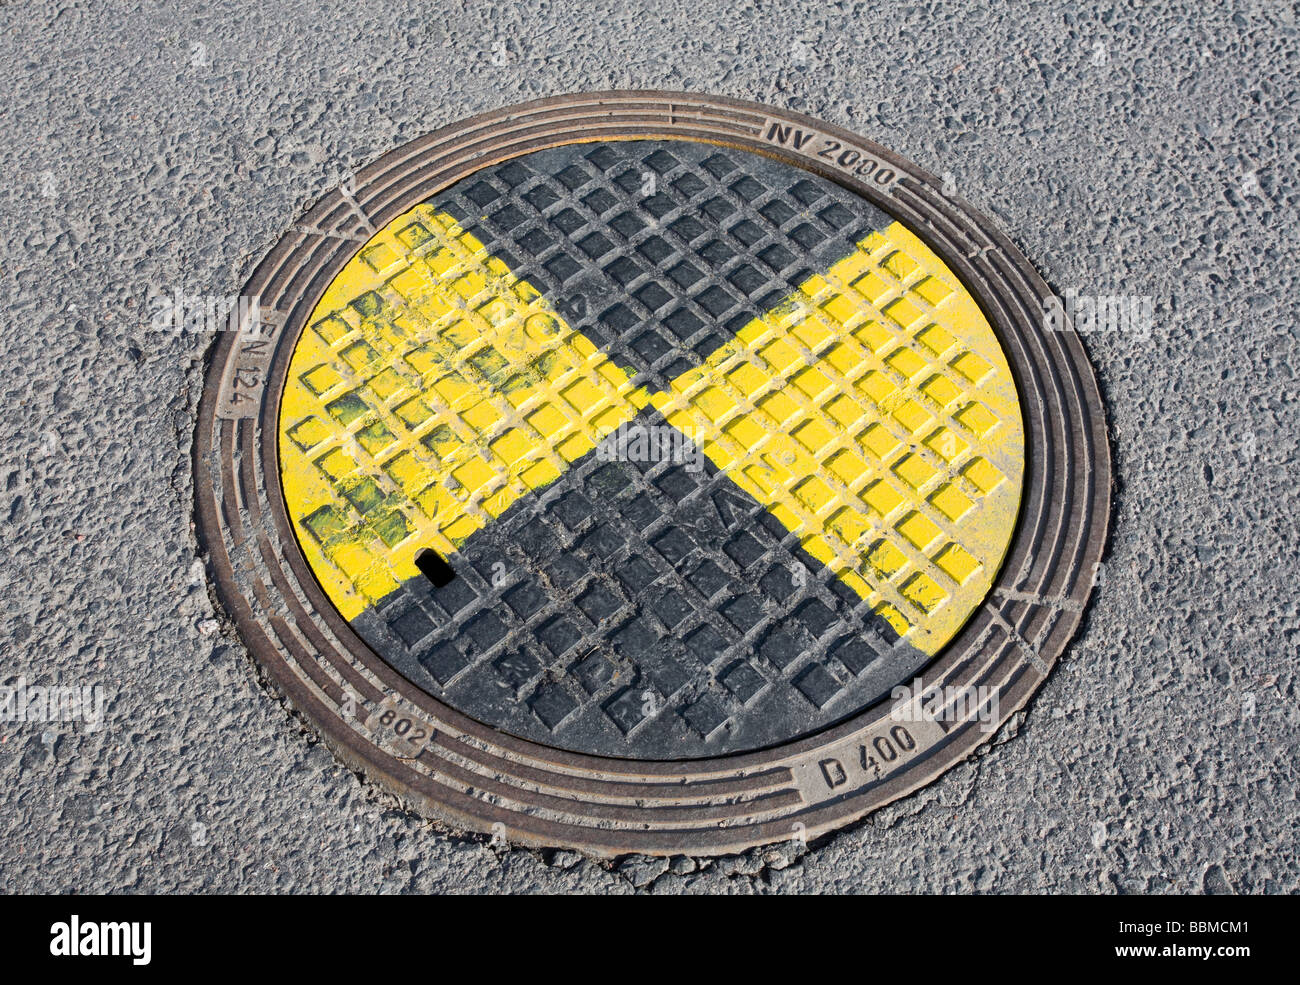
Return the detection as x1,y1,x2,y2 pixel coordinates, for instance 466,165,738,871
1,0,1296,893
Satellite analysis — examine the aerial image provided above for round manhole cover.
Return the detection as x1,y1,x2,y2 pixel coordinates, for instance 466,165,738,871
196,93,1110,856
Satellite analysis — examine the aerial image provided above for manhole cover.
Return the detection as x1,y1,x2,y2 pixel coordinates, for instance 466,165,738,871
196,93,1110,856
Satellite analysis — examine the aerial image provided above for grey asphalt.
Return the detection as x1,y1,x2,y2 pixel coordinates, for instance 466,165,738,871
1,0,1296,893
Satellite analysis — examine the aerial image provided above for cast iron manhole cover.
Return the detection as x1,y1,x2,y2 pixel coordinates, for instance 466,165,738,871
196,93,1109,855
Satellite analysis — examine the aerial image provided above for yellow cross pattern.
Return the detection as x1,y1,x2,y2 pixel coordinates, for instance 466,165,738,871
278,202,1024,658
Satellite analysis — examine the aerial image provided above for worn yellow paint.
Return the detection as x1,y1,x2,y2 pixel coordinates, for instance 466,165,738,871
279,207,647,619
278,203,1023,657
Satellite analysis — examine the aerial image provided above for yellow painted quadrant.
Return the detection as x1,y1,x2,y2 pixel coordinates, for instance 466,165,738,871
278,202,1023,659
279,206,649,618
649,222,1024,655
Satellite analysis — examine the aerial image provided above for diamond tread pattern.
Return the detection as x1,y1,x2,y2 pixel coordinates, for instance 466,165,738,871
439,140,892,393
348,141,925,757
354,409,929,757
